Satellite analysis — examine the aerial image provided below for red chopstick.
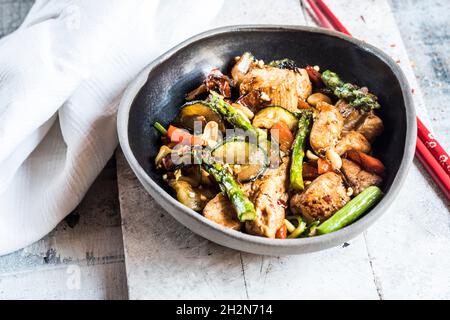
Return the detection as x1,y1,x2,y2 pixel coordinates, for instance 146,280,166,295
417,117,450,176
416,139,450,201
306,0,335,29
314,0,351,35
305,0,450,200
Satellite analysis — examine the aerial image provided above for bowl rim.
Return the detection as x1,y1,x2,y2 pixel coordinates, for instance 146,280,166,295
117,25,417,253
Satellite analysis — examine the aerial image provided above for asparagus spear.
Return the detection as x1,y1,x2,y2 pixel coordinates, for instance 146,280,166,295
208,92,271,156
321,70,380,111
208,92,265,139
290,113,312,191
202,159,256,222
316,186,383,234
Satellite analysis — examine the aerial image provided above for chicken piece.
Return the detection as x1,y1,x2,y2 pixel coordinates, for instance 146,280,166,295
238,66,312,113
335,131,371,156
245,158,289,238
341,159,382,195
290,172,350,223
310,102,344,154
336,99,363,131
356,113,384,142
290,172,349,223
336,99,383,142
203,193,242,230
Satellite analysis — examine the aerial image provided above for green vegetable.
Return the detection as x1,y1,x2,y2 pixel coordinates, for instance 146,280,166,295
289,113,312,191
316,186,383,234
202,158,256,222
321,70,381,111
306,221,320,237
209,92,271,153
252,106,298,131
286,216,307,238
268,58,298,70
208,92,265,140
212,137,268,183
174,100,225,133
284,219,296,233
168,180,205,212
153,122,167,136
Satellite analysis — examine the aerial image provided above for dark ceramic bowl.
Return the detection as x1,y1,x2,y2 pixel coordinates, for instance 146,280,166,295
117,26,416,255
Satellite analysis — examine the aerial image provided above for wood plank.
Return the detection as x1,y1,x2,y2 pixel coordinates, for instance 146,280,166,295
0,158,128,299
389,0,450,150
316,0,450,299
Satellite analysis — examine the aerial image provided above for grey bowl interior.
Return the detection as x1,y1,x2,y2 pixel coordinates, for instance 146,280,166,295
118,26,416,255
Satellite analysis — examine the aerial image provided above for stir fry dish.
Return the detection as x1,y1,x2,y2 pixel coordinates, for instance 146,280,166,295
153,52,385,239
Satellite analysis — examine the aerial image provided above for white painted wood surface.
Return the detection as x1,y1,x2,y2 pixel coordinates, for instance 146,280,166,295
0,160,128,299
117,0,450,300
1,0,449,300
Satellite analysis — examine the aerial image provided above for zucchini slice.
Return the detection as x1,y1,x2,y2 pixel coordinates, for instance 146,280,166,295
174,101,225,133
212,137,268,182
252,106,298,131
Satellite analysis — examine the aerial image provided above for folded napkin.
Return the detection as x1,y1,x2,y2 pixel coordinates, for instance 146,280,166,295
0,0,223,255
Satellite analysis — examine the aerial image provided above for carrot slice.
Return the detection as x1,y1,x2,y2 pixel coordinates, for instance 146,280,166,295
271,121,294,152
347,150,385,176
317,158,333,174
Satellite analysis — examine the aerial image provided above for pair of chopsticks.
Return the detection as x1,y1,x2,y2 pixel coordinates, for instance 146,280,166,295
304,0,450,201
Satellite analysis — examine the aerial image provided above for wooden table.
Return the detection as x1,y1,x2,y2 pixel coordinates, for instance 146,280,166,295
1,0,449,300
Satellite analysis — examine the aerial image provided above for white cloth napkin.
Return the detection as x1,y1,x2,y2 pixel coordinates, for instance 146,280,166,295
0,0,224,255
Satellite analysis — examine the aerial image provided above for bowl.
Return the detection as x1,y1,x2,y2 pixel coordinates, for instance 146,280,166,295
117,25,416,255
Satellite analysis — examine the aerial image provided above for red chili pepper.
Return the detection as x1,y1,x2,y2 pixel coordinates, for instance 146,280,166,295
305,65,323,87
275,224,287,239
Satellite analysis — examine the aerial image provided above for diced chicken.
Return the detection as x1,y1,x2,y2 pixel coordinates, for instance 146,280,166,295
236,65,312,113
335,99,384,142
245,158,289,238
290,172,350,223
310,102,344,154
336,99,363,131
356,113,384,142
341,159,382,195
203,193,242,230
335,131,371,156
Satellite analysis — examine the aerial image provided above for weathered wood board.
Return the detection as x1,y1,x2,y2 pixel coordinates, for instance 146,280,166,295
0,158,128,299
117,0,450,300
